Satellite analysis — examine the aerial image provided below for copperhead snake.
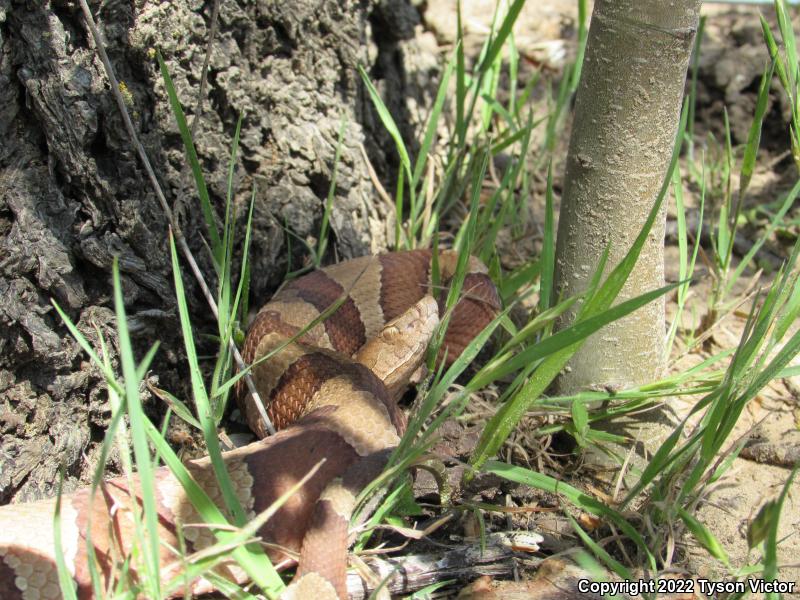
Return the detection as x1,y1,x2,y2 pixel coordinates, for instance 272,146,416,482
0,249,500,599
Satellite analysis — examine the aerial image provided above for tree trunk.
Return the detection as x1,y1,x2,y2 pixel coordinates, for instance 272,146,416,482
554,0,701,395
0,0,434,503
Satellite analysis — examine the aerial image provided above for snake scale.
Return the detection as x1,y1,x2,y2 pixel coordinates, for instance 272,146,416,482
0,249,500,599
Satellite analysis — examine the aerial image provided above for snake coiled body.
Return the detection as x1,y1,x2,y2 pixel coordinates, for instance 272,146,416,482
0,249,500,599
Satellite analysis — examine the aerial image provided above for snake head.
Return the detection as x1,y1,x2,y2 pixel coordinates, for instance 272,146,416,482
354,295,439,399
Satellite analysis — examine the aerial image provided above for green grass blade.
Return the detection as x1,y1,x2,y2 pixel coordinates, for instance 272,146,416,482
394,163,406,249
54,470,79,600
566,513,632,579
214,287,351,399
498,259,541,301
507,29,519,116
469,283,681,470
570,396,590,448
761,15,790,92
201,574,257,600
149,384,202,429
234,187,257,326
134,342,161,384
398,306,510,461
157,53,222,266
317,116,347,264
476,0,525,75
775,0,798,90
51,300,124,397
142,419,285,597
539,162,556,313
740,58,776,199
412,52,455,188
568,0,589,93
727,176,800,294
514,70,541,121
359,65,411,179
666,168,689,355
775,270,800,342
586,98,688,317
484,461,656,571
742,318,800,401
687,16,706,151
162,461,324,597
678,507,730,566
492,116,546,155
112,259,162,596
545,62,574,154
473,282,682,389
763,466,797,599
217,113,243,345
455,1,466,143
169,234,248,526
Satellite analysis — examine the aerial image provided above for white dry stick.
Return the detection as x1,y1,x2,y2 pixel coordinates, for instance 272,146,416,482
77,0,275,435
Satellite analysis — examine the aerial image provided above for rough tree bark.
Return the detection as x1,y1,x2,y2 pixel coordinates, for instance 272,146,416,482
0,0,438,503
554,0,701,395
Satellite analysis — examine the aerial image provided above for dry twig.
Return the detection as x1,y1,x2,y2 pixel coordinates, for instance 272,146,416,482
77,0,275,434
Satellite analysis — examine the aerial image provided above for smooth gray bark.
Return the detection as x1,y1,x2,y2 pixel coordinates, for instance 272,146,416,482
554,0,701,395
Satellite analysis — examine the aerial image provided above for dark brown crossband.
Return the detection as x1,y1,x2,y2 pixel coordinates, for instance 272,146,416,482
379,249,432,321
285,270,366,356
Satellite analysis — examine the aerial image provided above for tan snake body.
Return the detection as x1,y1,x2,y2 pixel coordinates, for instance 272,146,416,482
0,249,500,599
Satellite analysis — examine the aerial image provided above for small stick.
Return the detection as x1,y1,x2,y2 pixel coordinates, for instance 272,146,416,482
77,0,275,435
190,0,221,139
345,534,539,599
